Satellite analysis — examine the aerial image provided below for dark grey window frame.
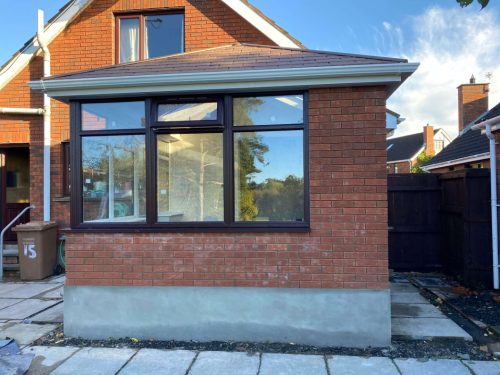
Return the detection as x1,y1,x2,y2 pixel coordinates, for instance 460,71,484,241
70,93,310,233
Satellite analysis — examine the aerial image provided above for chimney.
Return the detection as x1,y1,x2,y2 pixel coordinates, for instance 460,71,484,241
423,124,435,157
458,75,489,132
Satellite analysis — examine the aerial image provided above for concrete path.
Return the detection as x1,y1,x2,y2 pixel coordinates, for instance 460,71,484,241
0,275,64,346
391,280,472,340
21,346,500,374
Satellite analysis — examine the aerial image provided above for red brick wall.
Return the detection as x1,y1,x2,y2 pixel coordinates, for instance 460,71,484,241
387,161,411,174
65,86,389,290
0,0,277,227
458,83,489,132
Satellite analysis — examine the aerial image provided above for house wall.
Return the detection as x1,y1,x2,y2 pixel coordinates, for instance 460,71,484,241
0,0,276,227
387,160,412,174
64,86,392,347
427,159,490,174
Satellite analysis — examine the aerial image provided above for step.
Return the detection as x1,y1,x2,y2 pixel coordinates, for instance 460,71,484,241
3,263,19,271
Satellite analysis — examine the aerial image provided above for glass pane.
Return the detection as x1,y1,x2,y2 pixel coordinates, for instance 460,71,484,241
82,102,145,130
157,102,218,122
145,14,184,59
157,133,223,222
234,130,304,222
119,18,140,63
233,95,304,126
82,135,146,223
5,148,30,203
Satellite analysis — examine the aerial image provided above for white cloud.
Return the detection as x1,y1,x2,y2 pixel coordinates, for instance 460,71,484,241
386,7,500,139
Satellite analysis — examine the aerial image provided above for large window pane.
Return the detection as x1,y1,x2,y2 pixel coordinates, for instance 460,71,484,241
119,18,140,63
234,130,304,222
157,133,223,222
157,102,218,122
82,102,145,131
144,14,184,59
233,95,304,126
82,135,146,223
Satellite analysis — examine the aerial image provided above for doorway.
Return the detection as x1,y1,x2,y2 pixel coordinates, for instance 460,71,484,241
0,146,30,242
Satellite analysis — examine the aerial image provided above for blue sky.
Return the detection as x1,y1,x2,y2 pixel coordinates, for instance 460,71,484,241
1,0,500,138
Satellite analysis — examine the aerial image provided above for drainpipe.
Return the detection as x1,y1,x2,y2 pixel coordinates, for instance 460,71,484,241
0,108,44,115
472,114,500,289
37,9,51,222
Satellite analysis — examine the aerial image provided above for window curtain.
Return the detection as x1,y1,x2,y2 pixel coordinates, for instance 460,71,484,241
120,19,139,63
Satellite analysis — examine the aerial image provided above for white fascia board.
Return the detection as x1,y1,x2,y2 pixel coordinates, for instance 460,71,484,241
29,62,419,98
387,159,411,164
422,152,490,171
220,0,300,48
0,0,93,90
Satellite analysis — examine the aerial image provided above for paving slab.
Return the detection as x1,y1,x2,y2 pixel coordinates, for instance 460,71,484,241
394,358,470,375
412,276,452,288
328,356,399,375
260,353,327,375
392,317,472,340
119,349,195,375
463,360,500,375
391,303,446,318
0,283,27,297
39,286,63,300
51,347,136,375
390,283,419,293
31,302,63,323
189,351,259,375
0,284,59,299
0,298,22,310
391,292,428,304
22,346,80,375
0,299,59,320
46,275,65,284
0,323,58,345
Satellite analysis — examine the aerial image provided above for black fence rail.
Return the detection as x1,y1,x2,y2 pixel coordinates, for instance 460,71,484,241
388,170,493,288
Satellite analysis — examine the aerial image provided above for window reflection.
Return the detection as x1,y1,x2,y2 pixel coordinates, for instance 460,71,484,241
82,102,145,131
234,130,304,222
82,135,146,223
233,95,304,126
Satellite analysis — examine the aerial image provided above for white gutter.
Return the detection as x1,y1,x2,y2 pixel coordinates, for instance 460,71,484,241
0,107,44,115
472,114,500,289
422,152,490,171
29,62,419,99
37,9,51,222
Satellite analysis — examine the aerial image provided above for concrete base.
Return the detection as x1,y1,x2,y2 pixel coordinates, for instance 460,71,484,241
64,286,391,348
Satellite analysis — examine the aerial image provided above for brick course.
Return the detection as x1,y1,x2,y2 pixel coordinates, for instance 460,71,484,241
65,86,389,289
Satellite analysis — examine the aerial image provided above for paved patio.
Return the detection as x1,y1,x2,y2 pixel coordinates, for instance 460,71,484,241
391,276,472,340
21,346,500,374
0,275,64,346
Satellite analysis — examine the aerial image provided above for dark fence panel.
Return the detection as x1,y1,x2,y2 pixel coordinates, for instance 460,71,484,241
388,173,442,271
440,169,492,288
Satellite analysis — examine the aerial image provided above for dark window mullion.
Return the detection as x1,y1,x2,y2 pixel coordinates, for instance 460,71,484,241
145,98,155,226
224,95,233,225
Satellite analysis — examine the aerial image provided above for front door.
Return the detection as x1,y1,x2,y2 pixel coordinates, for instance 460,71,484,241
0,147,30,242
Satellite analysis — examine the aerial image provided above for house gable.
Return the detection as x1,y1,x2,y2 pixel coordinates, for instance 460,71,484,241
0,0,301,91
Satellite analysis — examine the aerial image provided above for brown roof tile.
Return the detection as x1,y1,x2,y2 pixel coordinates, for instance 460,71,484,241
45,43,408,81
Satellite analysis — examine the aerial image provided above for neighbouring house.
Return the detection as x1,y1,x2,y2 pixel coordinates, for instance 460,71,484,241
386,125,451,173
0,0,417,347
423,77,493,173
386,108,405,137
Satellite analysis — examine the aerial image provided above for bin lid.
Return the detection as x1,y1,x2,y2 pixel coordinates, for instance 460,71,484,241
12,221,57,232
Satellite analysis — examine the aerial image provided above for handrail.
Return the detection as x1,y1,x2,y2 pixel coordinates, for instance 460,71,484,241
0,205,35,280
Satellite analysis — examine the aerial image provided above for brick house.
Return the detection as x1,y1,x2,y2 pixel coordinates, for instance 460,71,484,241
386,125,451,173
1,0,417,347
423,77,495,173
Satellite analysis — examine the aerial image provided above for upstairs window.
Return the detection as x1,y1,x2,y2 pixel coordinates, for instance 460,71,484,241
117,12,184,63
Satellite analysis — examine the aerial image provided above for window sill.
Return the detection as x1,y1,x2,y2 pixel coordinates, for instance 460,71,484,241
68,224,310,234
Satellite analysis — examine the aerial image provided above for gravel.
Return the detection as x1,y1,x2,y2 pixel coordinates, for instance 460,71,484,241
446,291,500,327
33,325,494,361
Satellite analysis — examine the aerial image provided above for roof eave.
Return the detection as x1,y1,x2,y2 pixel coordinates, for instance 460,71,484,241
29,62,419,100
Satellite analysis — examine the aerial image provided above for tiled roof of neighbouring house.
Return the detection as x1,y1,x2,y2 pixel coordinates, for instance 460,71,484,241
423,102,500,168
386,129,439,162
43,43,408,81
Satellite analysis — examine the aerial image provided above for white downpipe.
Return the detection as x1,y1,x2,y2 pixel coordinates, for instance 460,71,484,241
473,115,500,289
37,9,51,222
0,107,44,115
486,124,499,290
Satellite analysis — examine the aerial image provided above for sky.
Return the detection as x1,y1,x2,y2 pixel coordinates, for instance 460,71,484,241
1,0,500,139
